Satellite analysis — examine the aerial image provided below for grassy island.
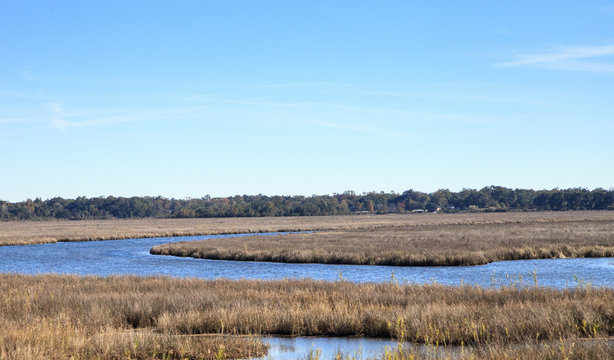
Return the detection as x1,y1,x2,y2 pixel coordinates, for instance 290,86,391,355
150,211,614,266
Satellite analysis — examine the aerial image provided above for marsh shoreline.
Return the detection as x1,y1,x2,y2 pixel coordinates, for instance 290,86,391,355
2,210,612,246
149,212,614,267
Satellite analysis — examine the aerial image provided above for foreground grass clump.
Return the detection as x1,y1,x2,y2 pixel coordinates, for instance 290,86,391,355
151,213,614,266
372,339,614,360
0,323,264,360
4,210,613,246
1,274,614,360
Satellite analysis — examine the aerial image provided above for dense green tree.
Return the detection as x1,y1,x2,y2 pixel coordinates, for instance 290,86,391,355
1,187,612,220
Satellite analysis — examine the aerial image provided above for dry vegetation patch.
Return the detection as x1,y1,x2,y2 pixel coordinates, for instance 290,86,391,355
1,274,614,360
2,211,613,246
380,339,614,360
151,211,614,266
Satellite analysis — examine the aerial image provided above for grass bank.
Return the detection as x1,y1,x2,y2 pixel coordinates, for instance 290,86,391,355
2,211,613,246
150,211,614,266
1,274,614,359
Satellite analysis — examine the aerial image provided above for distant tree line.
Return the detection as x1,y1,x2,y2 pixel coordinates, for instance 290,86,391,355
1,187,613,220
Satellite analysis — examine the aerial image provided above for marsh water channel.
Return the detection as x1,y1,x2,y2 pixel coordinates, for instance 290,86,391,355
1,232,613,359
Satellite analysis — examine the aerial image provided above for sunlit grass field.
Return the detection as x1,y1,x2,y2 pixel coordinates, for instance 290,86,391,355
150,211,614,266
1,274,613,359
0,213,442,246
2,210,613,248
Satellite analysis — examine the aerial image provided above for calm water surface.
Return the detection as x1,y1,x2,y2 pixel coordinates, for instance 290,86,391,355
259,336,450,360
0,233,612,288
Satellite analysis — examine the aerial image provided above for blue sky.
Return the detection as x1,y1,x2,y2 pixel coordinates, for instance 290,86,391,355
1,1,614,201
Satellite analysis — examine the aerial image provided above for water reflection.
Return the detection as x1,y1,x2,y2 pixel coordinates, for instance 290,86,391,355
259,336,406,360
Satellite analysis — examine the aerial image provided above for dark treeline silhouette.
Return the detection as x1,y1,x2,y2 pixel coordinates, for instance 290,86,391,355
1,187,613,220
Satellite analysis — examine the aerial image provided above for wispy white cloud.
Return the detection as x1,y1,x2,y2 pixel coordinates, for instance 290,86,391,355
185,93,503,129
45,102,146,129
50,114,145,129
538,60,614,73
497,45,614,72
45,102,66,116
44,102,235,130
38,90,502,136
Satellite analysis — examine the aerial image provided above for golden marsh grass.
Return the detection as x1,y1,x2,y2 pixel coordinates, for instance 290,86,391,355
150,211,614,266
374,339,614,360
3,210,613,247
2,274,614,359
0,214,434,246
1,275,614,351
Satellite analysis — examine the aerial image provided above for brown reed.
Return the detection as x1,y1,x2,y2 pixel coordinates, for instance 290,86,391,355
1,274,613,358
375,339,614,360
2,210,613,246
150,213,614,266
